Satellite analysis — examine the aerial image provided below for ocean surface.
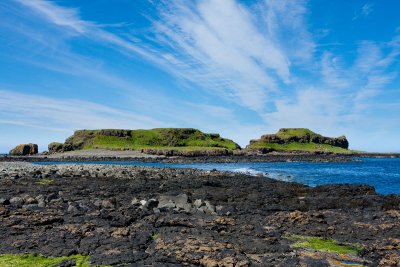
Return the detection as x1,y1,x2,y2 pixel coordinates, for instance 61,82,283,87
34,158,400,195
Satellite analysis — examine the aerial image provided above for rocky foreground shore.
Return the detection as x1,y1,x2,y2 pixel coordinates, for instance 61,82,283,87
0,162,399,266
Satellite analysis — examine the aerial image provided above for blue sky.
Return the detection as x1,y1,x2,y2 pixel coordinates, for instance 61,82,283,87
0,0,399,152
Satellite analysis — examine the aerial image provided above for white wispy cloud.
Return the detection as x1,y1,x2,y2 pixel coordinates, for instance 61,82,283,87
361,3,374,16
143,0,314,111
263,88,349,136
353,3,374,21
264,0,315,63
12,0,316,113
0,89,162,132
263,35,400,149
16,0,89,34
13,0,164,68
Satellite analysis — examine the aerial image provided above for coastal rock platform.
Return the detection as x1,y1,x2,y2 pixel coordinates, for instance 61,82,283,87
0,162,399,266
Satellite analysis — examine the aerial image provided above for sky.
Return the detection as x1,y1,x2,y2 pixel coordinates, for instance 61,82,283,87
0,0,399,153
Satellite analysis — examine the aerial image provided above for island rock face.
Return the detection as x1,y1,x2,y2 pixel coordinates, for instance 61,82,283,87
9,144,38,156
48,128,240,155
247,128,349,153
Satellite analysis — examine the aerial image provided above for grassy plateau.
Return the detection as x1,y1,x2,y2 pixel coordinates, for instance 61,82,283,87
55,128,240,153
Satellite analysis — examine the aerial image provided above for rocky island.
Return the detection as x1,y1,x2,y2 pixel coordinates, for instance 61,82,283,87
247,128,350,153
4,128,399,163
48,128,240,157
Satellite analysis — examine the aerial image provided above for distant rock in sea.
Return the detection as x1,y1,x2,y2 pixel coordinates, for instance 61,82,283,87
9,143,38,156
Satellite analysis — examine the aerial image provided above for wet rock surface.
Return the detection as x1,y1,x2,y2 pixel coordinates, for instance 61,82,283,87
0,162,399,266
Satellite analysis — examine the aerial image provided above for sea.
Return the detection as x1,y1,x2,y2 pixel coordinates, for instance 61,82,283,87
34,157,400,195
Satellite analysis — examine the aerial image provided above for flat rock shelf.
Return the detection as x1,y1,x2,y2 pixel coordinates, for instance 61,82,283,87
0,162,399,266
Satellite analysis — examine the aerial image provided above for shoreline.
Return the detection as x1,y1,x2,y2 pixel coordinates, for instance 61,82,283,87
1,149,400,164
0,162,399,265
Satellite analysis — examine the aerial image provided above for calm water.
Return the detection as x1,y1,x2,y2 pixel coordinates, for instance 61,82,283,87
34,158,400,195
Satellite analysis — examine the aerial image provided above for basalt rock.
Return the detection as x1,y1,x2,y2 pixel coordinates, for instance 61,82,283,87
48,142,65,154
141,148,233,157
9,143,38,156
0,163,399,265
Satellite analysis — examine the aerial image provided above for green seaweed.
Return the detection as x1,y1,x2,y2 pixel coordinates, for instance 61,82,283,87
151,233,160,240
0,254,90,267
0,254,112,267
36,179,53,185
285,235,363,255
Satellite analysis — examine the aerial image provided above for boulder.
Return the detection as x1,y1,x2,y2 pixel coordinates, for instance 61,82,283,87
157,194,192,212
9,143,38,156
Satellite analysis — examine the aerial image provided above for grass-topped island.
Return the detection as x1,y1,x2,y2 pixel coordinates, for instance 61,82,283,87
48,128,240,156
6,127,399,163
247,128,354,153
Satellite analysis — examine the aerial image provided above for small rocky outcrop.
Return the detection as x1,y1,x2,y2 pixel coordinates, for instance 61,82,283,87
48,142,64,153
9,144,38,156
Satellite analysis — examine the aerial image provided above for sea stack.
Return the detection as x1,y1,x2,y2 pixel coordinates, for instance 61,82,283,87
9,143,38,156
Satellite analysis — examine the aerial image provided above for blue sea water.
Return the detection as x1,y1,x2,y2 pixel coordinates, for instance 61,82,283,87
34,158,400,195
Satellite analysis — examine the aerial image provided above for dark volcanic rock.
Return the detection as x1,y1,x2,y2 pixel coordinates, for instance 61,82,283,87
9,144,38,156
48,142,65,153
0,163,398,266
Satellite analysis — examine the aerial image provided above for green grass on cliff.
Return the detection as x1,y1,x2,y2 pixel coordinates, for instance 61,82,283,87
249,142,353,153
75,128,239,151
274,128,317,139
247,128,353,153
285,235,363,255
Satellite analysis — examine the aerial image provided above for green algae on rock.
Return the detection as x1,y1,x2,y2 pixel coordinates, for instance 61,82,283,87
285,235,363,255
36,178,53,185
0,254,95,267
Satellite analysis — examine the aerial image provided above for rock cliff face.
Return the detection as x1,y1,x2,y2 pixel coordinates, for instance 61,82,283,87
9,144,38,156
247,128,349,152
48,128,240,153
